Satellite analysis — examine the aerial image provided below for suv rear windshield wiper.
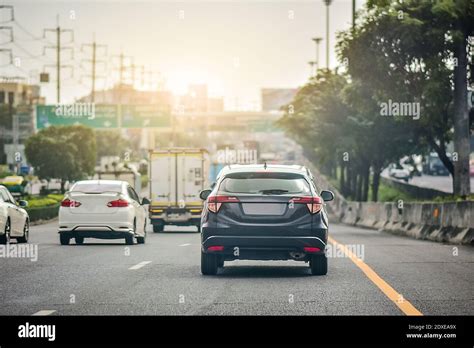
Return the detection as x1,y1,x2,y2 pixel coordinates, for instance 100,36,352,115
258,189,289,195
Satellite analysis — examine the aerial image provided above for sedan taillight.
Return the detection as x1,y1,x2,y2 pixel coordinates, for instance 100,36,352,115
207,195,239,213
290,196,323,214
107,199,129,207
61,198,81,207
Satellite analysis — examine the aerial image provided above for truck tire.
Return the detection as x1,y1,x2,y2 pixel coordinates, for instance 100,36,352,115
153,223,164,233
201,251,218,275
310,254,328,275
60,234,70,246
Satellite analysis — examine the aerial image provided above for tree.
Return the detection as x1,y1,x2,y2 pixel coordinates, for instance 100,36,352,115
95,130,130,159
278,70,416,201
339,0,473,195
25,125,96,192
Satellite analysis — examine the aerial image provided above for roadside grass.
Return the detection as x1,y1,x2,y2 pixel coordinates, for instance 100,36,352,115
369,183,416,202
328,172,420,202
25,194,64,208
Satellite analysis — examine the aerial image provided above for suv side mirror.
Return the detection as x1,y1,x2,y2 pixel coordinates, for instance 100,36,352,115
141,197,151,205
320,190,334,202
18,200,28,207
199,189,212,200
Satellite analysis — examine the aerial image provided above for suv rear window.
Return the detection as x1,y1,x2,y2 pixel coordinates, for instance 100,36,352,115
219,172,311,194
71,182,122,193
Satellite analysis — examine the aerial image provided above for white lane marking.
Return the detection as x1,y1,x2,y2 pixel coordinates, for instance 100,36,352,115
179,243,191,247
32,310,56,316
129,261,151,270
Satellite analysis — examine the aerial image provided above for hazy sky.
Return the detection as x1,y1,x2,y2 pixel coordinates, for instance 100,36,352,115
2,0,363,108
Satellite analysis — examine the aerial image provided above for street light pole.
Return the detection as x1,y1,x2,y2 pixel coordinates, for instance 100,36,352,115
352,0,356,29
323,0,333,69
312,37,323,72
308,61,316,78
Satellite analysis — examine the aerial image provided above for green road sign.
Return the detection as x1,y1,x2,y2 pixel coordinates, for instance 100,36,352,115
120,105,171,128
36,104,171,129
36,104,118,129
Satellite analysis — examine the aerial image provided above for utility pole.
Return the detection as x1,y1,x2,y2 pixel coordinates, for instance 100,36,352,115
145,70,158,90
82,37,107,102
111,52,132,103
323,0,333,69
312,37,323,72
131,61,137,87
140,65,146,88
43,16,74,103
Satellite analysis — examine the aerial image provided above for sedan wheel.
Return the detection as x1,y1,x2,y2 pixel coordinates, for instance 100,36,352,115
17,219,29,243
0,220,11,245
125,220,136,245
136,222,146,244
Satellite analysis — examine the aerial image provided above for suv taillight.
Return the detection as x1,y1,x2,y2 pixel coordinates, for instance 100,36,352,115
61,198,81,207
207,195,239,213
290,196,322,214
107,199,129,207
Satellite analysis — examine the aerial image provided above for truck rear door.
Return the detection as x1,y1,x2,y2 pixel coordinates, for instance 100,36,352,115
177,152,204,207
150,152,176,206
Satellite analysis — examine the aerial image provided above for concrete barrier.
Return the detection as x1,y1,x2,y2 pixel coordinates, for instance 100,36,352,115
339,200,473,245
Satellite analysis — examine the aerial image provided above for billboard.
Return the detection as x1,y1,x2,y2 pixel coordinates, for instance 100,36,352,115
261,88,298,111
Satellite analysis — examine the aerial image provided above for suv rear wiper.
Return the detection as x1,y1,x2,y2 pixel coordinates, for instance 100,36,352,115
258,189,289,195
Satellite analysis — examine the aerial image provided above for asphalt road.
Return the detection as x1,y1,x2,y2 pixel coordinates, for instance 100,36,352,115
0,220,472,316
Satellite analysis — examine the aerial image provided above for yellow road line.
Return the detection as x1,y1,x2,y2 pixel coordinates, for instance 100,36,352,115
328,236,422,316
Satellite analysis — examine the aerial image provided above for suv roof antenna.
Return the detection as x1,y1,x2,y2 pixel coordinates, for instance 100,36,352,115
263,161,267,169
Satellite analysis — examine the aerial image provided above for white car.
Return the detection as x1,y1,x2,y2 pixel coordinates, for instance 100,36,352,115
0,185,29,244
388,164,411,182
58,180,150,245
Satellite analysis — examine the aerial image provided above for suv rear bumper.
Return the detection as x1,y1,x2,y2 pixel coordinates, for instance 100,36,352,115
201,235,326,261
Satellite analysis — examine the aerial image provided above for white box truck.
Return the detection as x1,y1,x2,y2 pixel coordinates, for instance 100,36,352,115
93,170,142,193
148,148,209,232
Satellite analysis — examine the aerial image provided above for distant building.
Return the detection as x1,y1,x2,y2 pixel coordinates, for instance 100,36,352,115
176,84,224,113
0,81,44,166
78,84,172,107
261,88,298,112
0,81,44,106
207,97,224,112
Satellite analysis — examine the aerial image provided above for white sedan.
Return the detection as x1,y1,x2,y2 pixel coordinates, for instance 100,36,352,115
0,185,29,244
58,180,150,245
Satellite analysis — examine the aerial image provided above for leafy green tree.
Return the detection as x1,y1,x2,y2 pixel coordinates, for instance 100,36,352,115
95,130,130,159
279,70,416,201
25,125,96,192
338,0,472,195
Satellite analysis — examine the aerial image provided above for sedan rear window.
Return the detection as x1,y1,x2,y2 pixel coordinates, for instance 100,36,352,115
219,172,311,194
71,182,122,193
